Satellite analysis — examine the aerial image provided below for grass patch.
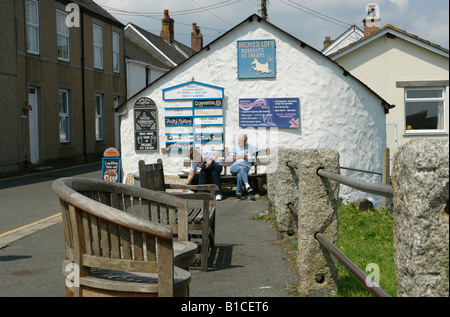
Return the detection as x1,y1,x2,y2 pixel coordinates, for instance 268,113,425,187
337,202,396,297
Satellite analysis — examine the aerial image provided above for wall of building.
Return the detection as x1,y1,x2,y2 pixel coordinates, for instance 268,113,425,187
119,19,388,204
0,0,126,175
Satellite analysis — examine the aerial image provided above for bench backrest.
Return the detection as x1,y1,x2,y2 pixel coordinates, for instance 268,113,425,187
53,177,190,296
138,159,165,191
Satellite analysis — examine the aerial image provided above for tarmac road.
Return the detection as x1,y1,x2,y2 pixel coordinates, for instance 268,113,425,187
0,164,297,297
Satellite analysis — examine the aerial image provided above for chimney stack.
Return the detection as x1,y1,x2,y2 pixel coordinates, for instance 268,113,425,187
323,36,334,49
191,23,203,52
161,9,174,44
363,3,381,36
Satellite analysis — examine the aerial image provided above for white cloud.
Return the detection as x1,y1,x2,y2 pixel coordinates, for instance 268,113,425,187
389,0,409,12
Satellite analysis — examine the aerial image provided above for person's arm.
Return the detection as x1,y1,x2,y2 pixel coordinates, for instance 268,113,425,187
186,169,195,185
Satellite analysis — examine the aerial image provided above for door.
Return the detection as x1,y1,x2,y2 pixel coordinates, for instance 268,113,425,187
28,88,39,164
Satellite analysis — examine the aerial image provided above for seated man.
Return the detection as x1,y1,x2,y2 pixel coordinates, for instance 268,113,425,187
186,147,223,201
229,134,265,200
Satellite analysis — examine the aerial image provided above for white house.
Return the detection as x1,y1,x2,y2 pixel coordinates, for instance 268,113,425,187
117,14,393,205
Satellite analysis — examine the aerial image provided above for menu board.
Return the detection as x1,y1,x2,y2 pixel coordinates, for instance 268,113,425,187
134,97,158,151
101,157,121,182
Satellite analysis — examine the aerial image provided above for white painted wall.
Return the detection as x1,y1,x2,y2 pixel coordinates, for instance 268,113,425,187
120,18,387,205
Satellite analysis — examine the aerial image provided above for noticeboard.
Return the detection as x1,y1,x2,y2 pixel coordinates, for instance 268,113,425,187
239,98,300,128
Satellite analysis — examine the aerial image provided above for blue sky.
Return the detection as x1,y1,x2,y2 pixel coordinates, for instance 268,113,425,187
95,0,449,51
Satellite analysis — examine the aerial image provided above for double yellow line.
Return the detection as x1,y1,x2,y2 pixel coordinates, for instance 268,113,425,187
0,213,61,239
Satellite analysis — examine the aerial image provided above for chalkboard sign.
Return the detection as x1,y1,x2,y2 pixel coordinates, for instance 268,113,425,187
101,157,121,182
134,97,158,151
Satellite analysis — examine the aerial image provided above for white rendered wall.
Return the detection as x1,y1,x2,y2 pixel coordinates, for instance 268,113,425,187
120,20,387,205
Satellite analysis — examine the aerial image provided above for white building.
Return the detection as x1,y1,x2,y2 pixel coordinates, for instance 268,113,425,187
117,14,393,205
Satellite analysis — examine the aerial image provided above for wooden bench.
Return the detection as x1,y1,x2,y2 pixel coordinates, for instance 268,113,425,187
179,150,269,194
53,177,197,297
139,159,218,272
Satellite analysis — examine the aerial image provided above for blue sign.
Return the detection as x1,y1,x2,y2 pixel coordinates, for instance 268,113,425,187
237,40,276,78
239,98,300,128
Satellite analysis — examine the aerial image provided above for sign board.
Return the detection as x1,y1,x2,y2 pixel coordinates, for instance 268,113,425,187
237,39,276,79
134,97,158,151
163,81,225,152
239,98,300,128
101,157,121,182
162,81,224,101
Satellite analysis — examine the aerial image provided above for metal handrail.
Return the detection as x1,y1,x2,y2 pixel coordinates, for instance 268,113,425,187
317,168,393,198
315,233,390,297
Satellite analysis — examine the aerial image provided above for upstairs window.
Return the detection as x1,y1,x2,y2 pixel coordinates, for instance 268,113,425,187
405,88,445,133
56,10,70,61
26,0,39,54
93,24,103,69
112,32,120,73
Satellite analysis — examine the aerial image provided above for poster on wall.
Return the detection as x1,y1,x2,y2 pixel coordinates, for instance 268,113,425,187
237,39,276,79
134,97,158,151
163,81,225,152
239,98,300,128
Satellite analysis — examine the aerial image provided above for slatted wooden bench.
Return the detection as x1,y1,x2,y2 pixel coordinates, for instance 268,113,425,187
179,150,269,194
139,159,218,272
53,177,197,297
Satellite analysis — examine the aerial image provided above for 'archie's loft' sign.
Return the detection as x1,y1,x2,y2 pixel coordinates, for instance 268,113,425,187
237,39,276,79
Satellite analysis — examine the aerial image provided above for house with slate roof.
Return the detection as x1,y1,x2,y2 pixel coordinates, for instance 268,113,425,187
124,10,197,98
326,13,449,160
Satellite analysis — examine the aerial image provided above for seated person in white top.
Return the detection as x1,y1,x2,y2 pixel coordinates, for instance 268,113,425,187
186,147,223,201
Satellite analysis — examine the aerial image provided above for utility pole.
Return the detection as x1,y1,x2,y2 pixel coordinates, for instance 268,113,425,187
261,0,268,20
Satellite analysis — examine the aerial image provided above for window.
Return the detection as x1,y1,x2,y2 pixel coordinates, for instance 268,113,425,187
93,25,103,69
25,0,39,54
56,10,70,61
405,88,445,133
95,94,103,141
112,32,120,73
58,90,70,143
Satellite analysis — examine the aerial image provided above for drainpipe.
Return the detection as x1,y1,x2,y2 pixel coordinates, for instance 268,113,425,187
80,6,87,162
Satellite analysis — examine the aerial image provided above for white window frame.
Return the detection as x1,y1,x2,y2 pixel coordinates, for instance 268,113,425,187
56,9,70,61
404,87,446,134
93,24,103,69
25,0,40,55
95,93,104,141
58,89,70,143
112,32,120,73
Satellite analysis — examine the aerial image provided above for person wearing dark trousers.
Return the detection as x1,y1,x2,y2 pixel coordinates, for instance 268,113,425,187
186,147,223,201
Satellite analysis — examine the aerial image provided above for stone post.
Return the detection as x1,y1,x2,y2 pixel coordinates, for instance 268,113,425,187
392,139,449,297
297,148,340,296
381,147,391,210
266,147,300,239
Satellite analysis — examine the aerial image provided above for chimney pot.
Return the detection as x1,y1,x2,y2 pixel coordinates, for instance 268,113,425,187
161,9,175,44
191,23,203,52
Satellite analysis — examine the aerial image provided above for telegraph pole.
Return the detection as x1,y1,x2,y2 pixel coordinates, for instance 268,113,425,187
261,0,268,20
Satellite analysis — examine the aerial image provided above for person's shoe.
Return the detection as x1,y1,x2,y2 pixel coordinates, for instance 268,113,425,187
236,195,242,200
216,194,223,201
246,186,253,193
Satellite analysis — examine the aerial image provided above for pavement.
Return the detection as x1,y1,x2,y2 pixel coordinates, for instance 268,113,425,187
0,164,297,297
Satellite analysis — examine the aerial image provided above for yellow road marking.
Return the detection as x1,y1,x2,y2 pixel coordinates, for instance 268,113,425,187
0,213,61,239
